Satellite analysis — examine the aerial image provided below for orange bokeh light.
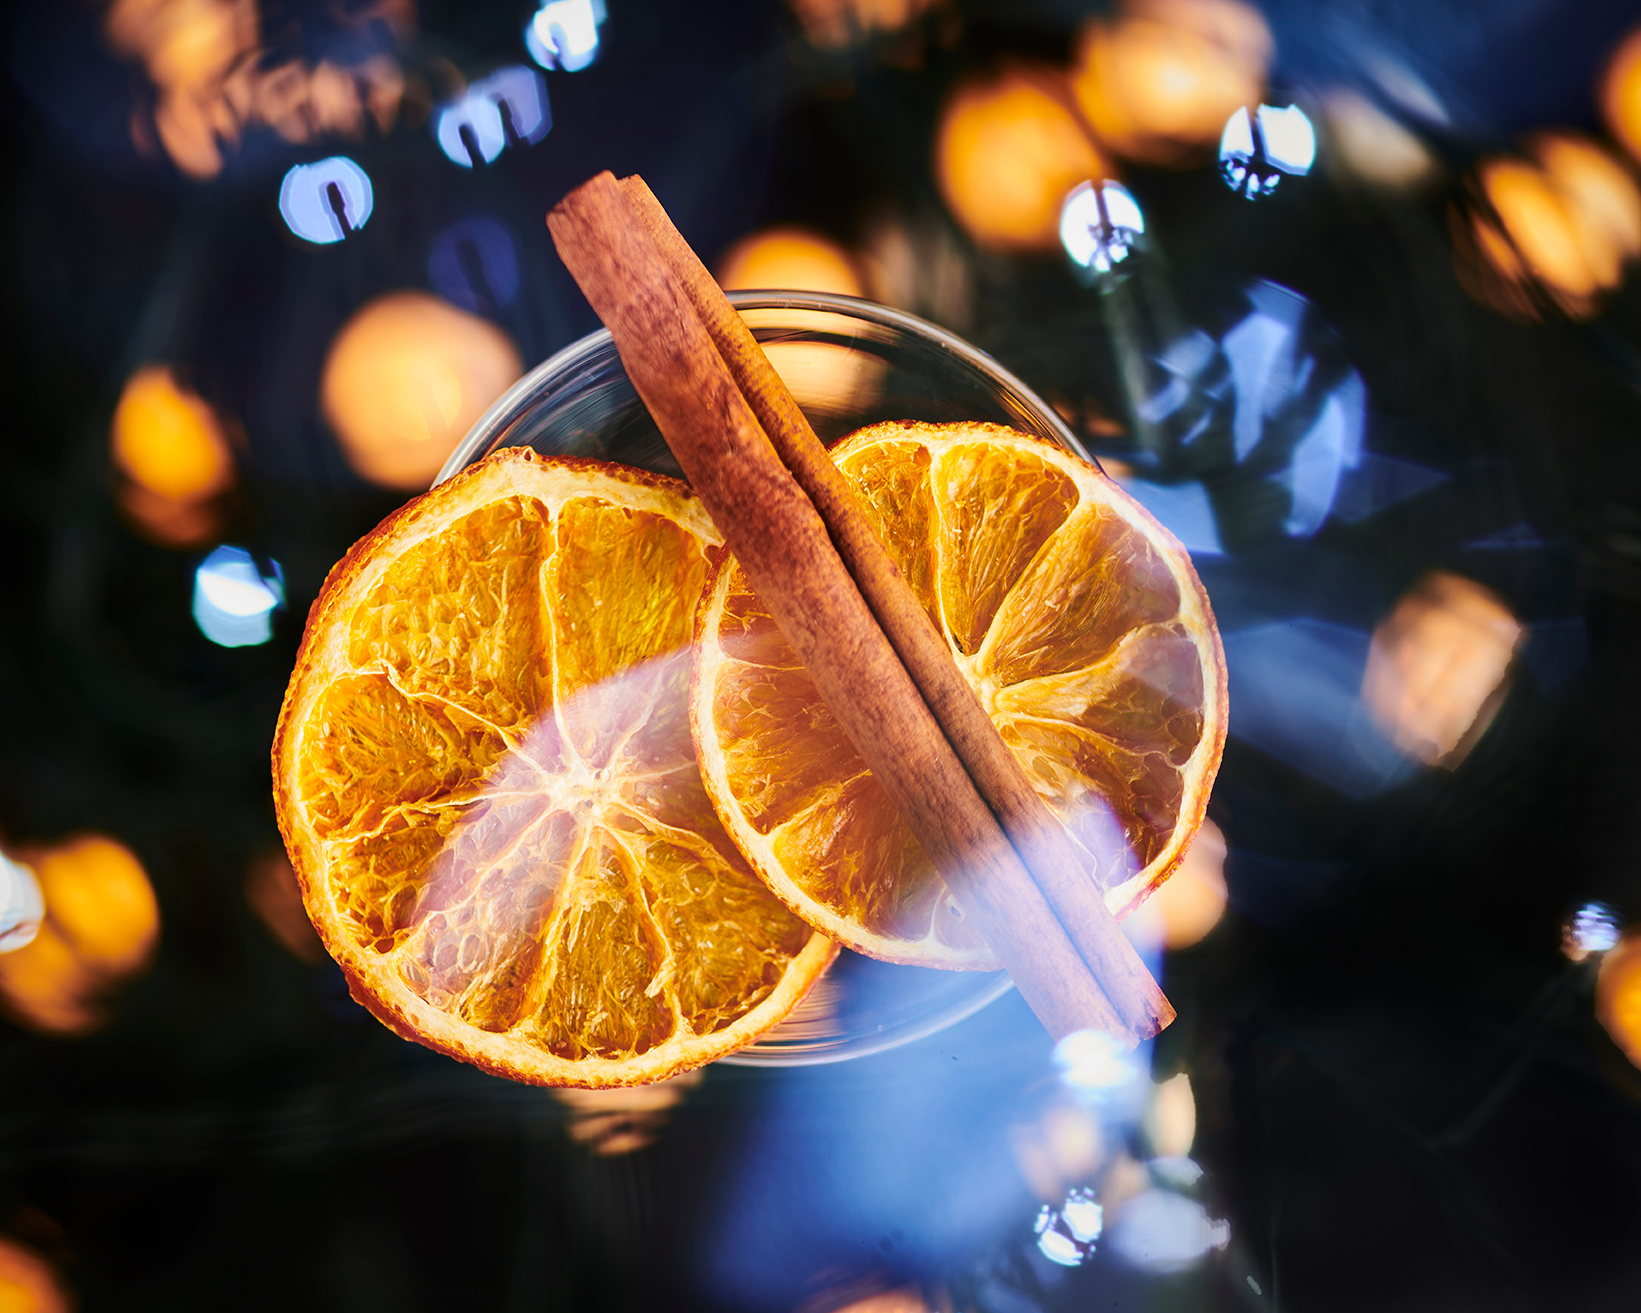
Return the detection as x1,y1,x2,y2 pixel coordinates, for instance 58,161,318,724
0,1236,69,1313
1362,573,1522,767
1482,159,1599,304
1470,135,1641,318
105,0,405,178
1150,818,1228,950
111,365,234,502
1598,931,1641,1069
936,68,1107,252
110,364,235,548
717,228,865,296
0,835,160,1036
1532,133,1641,286
1071,0,1270,167
321,292,524,491
1600,26,1641,167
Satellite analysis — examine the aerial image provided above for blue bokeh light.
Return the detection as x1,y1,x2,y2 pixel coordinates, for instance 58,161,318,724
526,0,606,72
435,66,551,167
428,218,522,312
193,546,285,648
278,157,374,244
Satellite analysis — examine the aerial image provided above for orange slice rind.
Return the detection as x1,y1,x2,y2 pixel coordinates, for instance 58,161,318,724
274,447,834,1087
692,421,1227,970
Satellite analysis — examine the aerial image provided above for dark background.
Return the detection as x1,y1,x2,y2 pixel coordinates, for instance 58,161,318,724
3,1,1641,1309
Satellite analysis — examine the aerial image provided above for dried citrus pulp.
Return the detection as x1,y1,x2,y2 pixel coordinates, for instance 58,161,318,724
693,421,1228,969
273,448,833,1087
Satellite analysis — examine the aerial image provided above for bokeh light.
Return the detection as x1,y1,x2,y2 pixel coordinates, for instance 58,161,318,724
525,0,606,72
104,0,406,179
552,1069,703,1155
1600,25,1641,166
436,94,505,167
1060,179,1145,275
719,238,880,414
1597,932,1641,1068
428,218,522,313
110,364,234,548
1483,160,1601,306
1071,0,1270,167
320,291,524,489
435,66,550,167
1532,133,1641,286
785,0,943,50
1220,103,1315,199
1362,572,1522,767
1105,1189,1230,1270
0,835,160,1036
1144,1072,1196,1158
111,365,233,502
1012,1100,1105,1203
1321,90,1437,190
1053,1028,1141,1098
0,853,44,953
717,227,864,295
278,156,375,244
0,1236,69,1313
1129,821,1227,951
1035,1188,1101,1265
192,546,285,647
1564,901,1621,962
936,69,1108,252
1465,135,1641,319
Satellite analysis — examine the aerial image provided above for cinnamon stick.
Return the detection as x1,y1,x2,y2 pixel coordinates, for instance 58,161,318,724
549,172,1126,1043
617,175,1173,1039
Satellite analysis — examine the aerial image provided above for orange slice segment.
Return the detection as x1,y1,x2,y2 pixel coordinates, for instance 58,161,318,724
274,448,834,1087
692,421,1227,970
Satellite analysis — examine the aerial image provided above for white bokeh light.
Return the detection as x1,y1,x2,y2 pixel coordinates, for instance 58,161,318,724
0,853,44,953
193,546,285,647
1259,104,1317,175
526,0,606,72
1060,180,1146,273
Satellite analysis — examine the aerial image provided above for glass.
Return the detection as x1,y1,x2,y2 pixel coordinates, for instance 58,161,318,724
438,292,1088,1065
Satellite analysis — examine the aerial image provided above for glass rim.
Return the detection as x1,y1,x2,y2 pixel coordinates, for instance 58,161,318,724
435,290,1088,487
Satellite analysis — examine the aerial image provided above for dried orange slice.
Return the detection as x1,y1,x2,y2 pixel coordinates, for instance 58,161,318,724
273,448,834,1087
693,421,1227,969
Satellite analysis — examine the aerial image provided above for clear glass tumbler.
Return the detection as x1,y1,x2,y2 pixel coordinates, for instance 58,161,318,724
438,292,1088,1065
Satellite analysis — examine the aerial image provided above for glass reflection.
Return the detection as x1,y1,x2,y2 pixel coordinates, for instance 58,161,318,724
1105,1189,1229,1270
192,546,285,647
1107,279,1369,552
278,156,374,244
1061,1186,1104,1243
1053,1028,1140,1097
